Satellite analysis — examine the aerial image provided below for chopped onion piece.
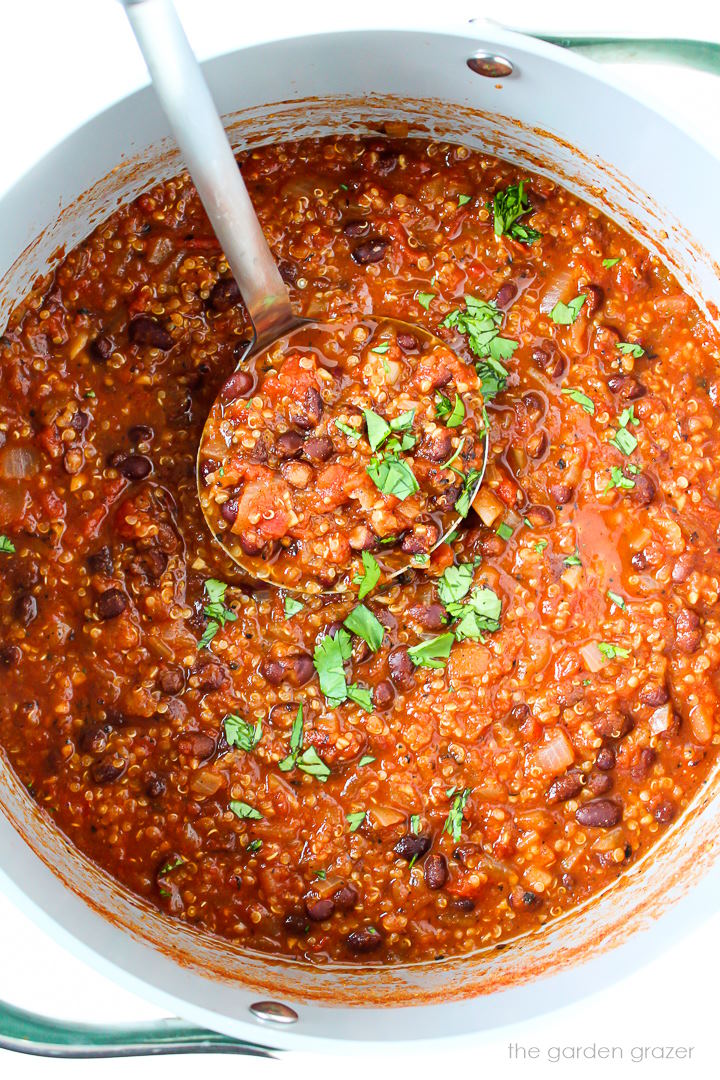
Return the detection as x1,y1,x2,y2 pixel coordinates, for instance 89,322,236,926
535,729,575,775
580,642,604,673
649,703,673,734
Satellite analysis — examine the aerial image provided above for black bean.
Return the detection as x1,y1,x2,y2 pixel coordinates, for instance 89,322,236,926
107,449,127,469
306,897,334,921
653,798,676,824
284,911,310,936
195,663,227,693
424,854,448,890
352,237,390,265
394,834,432,861
418,430,453,463
97,588,127,620
495,281,518,308
80,723,111,755
87,546,113,575
238,530,263,556
128,424,153,443
14,594,37,626
72,410,90,433
157,665,185,695
376,149,398,175
303,436,334,463
593,710,633,740
0,644,21,666
277,260,299,284
388,646,415,690
89,334,113,362
259,653,314,687
640,684,669,708
451,898,475,913
628,473,656,508
582,283,604,317
221,369,254,401
178,730,217,759
128,315,173,350
346,928,383,954
343,219,370,238
397,332,418,352
209,276,241,312
586,771,613,795
118,454,152,481
219,497,239,525
145,774,167,798
595,748,616,771
91,755,127,784
407,603,447,631
575,799,622,828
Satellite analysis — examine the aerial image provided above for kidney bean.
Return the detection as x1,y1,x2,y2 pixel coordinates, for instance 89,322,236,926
675,607,702,653
652,798,676,824
157,665,185,695
451,898,476,913
128,315,173,350
195,663,228,693
582,283,604,318
373,679,395,710
628,473,656,507
376,149,398,174
424,854,448,890
640,684,669,707
72,410,90,433
306,897,335,921
593,710,633,740
401,523,439,555
671,552,695,584
118,454,152,481
575,799,622,828
394,834,432,861
586,771,613,796
525,503,554,527
292,387,324,429
178,731,217,760
631,551,648,571
259,652,315,687
277,260,299,284
433,483,462,513
87,546,113,575
97,589,127,620
595,747,616,771
274,430,304,459
388,646,415,690
208,276,240,311
532,345,566,380
135,548,167,582
129,424,153,443
351,237,390,265
397,333,418,352
346,928,383,953
221,370,254,401
527,430,549,459
546,770,584,804
332,884,359,910
92,755,127,784
0,645,21,667
631,747,656,781
145,774,167,798
89,334,113,361
80,723,112,755
343,219,370,238
549,482,574,505
303,436,334,462
607,374,646,400
407,603,447,631
495,281,518,308
283,911,310,936
250,437,269,464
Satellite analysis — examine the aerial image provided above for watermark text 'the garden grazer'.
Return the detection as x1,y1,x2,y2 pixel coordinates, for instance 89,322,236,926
508,1042,695,1064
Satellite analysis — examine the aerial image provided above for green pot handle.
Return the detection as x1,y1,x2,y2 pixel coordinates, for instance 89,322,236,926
2,30,717,1059
529,34,720,76
0,998,276,1059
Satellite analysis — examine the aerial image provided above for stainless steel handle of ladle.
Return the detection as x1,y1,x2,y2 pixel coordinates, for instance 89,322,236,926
120,0,301,354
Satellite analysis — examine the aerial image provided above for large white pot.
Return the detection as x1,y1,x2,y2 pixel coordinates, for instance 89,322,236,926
1,16,720,1057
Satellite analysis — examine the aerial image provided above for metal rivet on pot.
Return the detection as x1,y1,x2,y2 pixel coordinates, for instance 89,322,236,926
250,1001,299,1024
466,53,514,78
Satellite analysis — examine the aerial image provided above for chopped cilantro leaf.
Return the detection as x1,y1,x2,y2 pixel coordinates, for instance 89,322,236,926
489,181,542,244
496,522,513,541
446,587,502,640
477,357,509,400
230,801,262,821
335,419,361,440
364,409,391,451
343,604,385,651
551,295,587,325
454,469,483,518
607,590,626,610
366,453,419,501
611,427,638,455
279,705,304,771
284,596,304,619
440,296,518,377
416,291,435,310
371,341,390,354
602,257,621,268
296,745,330,781
597,642,631,660
407,632,455,669
247,839,263,854
346,684,374,712
617,341,645,358
604,466,636,492
438,562,476,606
313,630,352,706
563,553,582,567
355,550,381,600
535,539,548,553
347,810,366,832
618,405,639,428
358,754,375,767
197,622,219,649
443,788,471,842
561,387,595,415
224,713,262,752
0,535,15,554
441,437,466,472
457,194,472,206
410,814,421,834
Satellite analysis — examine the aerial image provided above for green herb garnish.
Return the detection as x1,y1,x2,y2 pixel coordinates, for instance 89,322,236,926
446,587,502,640
535,539,548,553
343,604,385,652
454,468,483,518
278,705,304,772
607,590,626,610
435,391,466,428
611,427,638,456
199,578,238,649
335,419,361,440
563,553,582,567
284,596,305,619
346,684,374,712
416,291,435,310
0,535,15,554
358,754,375,767
371,342,390,355
489,181,542,245
457,194,472,206
230,801,263,821
496,522,513,541
407,632,455,669
602,257,621,268
438,562,476,606
366,453,419,501
247,839,263,854
616,341,645,358
224,713,262,752
551,295,587,325
440,295,518,370
443,788,471,842
355,550,381,600
561,387,595,415
313,630,352,707
347,810,367,832
597,642,631,660
604,466,636,492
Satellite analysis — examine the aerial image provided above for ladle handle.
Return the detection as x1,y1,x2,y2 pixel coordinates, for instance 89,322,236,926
120,0,295,350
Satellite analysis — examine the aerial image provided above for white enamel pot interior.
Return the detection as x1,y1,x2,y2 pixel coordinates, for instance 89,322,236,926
2,21,720,1054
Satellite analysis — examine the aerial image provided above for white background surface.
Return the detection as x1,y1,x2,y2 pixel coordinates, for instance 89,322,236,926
2,0,720,1076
